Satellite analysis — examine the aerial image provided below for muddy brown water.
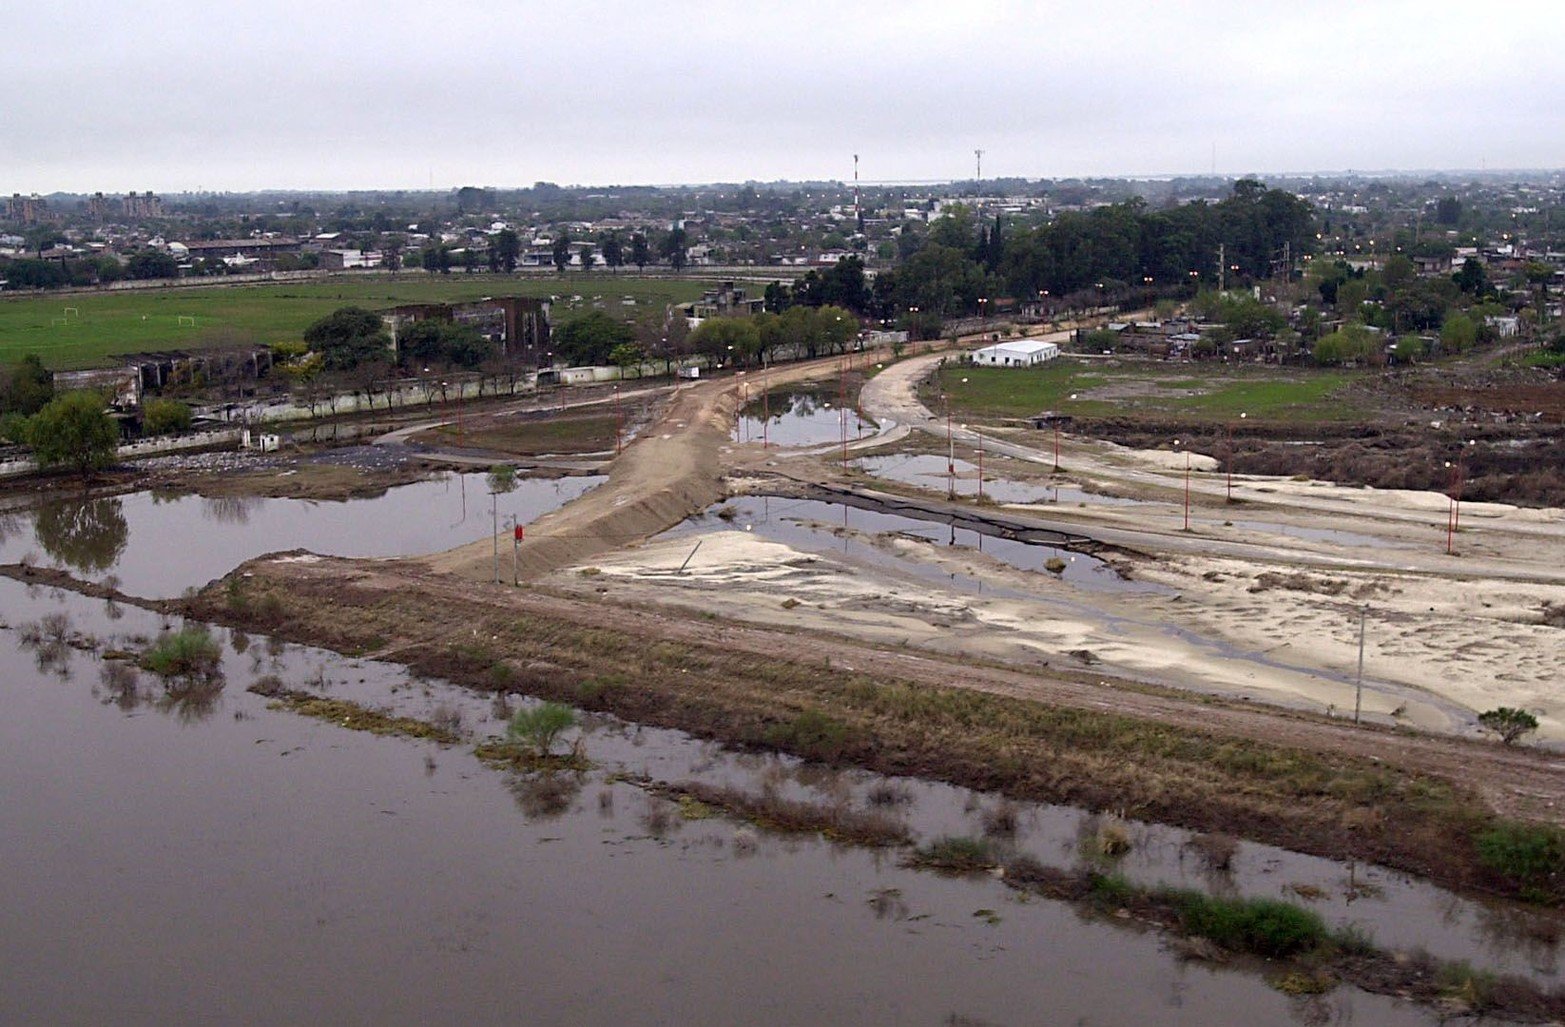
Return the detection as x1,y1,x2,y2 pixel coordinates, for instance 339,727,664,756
2,582,1521,1025
0,471,604,599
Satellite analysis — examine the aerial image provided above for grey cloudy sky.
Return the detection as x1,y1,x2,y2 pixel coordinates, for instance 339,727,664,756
5,1,1561,193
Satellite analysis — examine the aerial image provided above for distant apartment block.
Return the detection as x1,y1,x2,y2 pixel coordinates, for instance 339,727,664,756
5,193,49,223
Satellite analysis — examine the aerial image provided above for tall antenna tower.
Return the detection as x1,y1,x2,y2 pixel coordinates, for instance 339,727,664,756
853,154,860,219
974,148,984,185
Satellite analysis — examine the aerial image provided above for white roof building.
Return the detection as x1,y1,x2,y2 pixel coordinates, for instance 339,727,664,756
971,339,1060,367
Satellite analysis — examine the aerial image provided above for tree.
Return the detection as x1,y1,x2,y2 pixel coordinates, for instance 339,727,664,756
124,250,179,280
1454,258,1490,297
551,231,571,273
398,320,495,370
579,243,595,272
303,306,391,371
601,231,623,272
141,398,191,435
508,701,576,757
1478,707,1539,746
494,228,520,272
689,317,760,366
26,391,119,482
661,225,688,270
2,353,55,415
630,232,650,271
1312,324,1380,366
553,310,634,366
1440,312,1478,354
609,342,645,379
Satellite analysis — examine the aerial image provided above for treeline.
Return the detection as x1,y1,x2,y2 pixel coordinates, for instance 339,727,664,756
753,179,1314,325
1,250,179,290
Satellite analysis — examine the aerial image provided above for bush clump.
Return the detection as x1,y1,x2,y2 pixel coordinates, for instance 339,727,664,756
1171,891,1328,958
139,627,222,681
909,835,997,873
1475,823,1564,902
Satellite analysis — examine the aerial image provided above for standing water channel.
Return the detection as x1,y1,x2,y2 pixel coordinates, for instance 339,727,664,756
0,476,1557,1023
0,470,603,598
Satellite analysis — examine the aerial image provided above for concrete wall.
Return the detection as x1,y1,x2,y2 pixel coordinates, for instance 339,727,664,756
0,428,243,480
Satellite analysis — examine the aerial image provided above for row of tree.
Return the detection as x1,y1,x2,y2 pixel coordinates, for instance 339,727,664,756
1,250,181,290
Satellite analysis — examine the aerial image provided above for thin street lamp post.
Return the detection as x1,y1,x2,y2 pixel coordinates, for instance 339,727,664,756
1227,411,1247,502
976,427,984,502
1174,438,1191,531
614,383,623,456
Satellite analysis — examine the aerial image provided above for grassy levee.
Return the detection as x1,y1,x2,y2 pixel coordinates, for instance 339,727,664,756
931,360,1366,423
194,558,1564,908
0,274,709,369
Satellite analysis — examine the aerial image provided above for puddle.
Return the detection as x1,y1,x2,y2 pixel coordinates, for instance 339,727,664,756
0,471,603,599
1224,518,1401,549
0,581,1548,1023
664,496,1166,596
857,453,1144,506
857,455,1409,549
734,388,876,447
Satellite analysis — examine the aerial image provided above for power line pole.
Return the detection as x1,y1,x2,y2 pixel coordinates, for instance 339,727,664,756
1217,243,1226,292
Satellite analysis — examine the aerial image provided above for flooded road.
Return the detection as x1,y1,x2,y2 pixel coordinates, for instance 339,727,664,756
0,471,603,598
0,581,1488,1025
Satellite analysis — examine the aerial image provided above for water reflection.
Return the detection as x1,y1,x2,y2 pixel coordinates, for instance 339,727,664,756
33,496,128,574
509,770,584,820
156,674,226,724
202,494,261,525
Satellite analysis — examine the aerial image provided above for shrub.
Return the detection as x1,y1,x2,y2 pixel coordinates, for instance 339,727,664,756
139,627,222,681
141,398,192,436
910,835,996,872
1477,707,1539,745
765,709,855,762
1172,892,1327,958
1475,823,1563,901
507,701,577,756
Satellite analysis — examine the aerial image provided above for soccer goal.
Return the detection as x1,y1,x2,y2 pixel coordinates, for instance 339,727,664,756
178,315,197,328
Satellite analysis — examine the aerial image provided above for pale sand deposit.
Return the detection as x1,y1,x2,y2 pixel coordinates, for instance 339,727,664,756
560,525,1558,740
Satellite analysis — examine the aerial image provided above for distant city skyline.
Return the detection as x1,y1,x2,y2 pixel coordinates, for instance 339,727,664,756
4,1,1561,194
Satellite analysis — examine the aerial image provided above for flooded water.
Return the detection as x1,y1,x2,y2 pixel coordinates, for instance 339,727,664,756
734,388,876,447
665,495,1168,596
0,471,603,599
858,453,1144,506
857,454,1409,549
0,581,1510,1025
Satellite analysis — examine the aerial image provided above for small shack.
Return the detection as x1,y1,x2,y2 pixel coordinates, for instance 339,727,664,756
970,339,1060,368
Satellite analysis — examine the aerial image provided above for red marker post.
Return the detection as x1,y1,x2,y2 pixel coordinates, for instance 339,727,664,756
511,522,524,585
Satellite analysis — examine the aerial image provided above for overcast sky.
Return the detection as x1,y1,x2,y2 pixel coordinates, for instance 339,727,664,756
5,1,1561,193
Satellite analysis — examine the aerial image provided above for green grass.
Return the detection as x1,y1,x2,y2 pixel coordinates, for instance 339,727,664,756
933,359,1366,423
0,274,709,369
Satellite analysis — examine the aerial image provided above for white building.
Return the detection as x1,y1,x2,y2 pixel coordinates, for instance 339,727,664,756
970,339,1060,367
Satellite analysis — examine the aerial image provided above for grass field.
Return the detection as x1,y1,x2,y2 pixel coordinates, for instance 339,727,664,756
0,274,711,369
933,359,1368,423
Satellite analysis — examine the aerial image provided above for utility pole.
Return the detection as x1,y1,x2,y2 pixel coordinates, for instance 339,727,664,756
1353,606,1367,724
1217,243,1226,292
